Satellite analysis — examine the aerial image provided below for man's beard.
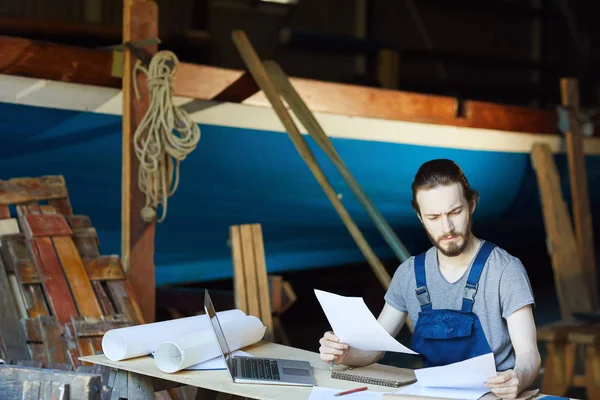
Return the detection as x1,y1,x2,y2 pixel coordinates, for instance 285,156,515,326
425,215,472,257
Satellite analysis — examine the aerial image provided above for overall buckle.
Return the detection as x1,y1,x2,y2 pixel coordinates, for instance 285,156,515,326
463,283,478,302
415,286,431,307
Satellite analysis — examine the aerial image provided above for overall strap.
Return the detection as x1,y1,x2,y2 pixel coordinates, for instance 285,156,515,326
461,241,496,313
414,252,432,311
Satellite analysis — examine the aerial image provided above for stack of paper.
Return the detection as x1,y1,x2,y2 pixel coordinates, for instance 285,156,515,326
101,309,265,373
395,352,497,400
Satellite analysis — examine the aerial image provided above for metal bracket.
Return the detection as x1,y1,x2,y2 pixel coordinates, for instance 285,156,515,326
557,105,595,137
99,38,162,66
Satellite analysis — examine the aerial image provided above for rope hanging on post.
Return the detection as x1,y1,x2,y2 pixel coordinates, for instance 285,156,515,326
132,50,201,223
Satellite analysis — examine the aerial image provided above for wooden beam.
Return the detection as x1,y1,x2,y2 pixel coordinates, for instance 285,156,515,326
561,78,597,308
0,35,558,135
0,36,120,87
122,0,158,323
531,143,594,320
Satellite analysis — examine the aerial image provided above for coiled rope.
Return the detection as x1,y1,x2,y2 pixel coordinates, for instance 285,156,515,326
132,50,200,223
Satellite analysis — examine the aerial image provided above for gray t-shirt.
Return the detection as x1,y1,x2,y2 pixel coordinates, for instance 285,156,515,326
384,241,535,371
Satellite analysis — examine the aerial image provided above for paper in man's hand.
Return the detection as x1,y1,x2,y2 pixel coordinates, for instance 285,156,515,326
314,289,417,354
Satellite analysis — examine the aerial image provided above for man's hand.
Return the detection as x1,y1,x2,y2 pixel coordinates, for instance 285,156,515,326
484,369,522,399
318,331,349,365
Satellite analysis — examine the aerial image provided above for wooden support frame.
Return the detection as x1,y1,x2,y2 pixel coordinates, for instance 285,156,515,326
561,78,597,309
121,0,159,323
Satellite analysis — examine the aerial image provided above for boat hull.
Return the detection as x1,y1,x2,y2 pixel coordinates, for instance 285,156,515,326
2,76,599,286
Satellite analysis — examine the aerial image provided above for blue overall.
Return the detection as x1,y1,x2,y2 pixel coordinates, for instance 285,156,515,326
411,241,496,368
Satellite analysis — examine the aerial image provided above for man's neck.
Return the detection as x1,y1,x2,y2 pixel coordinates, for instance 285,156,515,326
437,234,481,270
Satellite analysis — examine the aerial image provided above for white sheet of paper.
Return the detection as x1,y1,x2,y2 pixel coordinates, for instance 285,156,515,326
314,289,417,354
395,382,490,400
415,352,496,390
186,350,253,370
308,387,387,400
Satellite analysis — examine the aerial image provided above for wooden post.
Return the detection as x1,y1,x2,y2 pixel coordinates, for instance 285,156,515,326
561,78,597,309
122,0,158,323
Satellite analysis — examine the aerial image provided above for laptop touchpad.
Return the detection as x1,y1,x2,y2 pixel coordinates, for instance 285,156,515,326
282,367,311,376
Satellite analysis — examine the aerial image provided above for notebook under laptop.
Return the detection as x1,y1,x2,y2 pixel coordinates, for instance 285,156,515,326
203,289,316,386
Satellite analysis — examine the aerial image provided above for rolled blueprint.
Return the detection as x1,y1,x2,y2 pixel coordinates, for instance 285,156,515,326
102,309,245,361
154,314,266,373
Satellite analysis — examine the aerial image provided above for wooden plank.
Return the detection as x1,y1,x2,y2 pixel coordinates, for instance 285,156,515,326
0,37,560,135
53,236,103,317
63,323,82,370
26,203,42,215
0,364,102,399
240,224,260,318
0,205,10,219
29,237,79,327
269,275,283,314
561,78,597,309
18,260,40,284
39,205,56,214
106,281,145,325
22,318,43,343
67,215,93,230
78,337,97,360
0,176,68,205
72,228,101,258
251,224,273,339
0,36,120,87
0,218,19,237
39,316,70,365
21,380,41,399
230,225,247,313
0,234,30,272
7,273,28,319
71,315,131,338
0,255,30,363
84,256,125,281
127,371,154,399
26,285,50,318
48,197,73,215
531,143,594,319
28,343,48,364
121,0,158,323
23,214,73,237
93,281,117,316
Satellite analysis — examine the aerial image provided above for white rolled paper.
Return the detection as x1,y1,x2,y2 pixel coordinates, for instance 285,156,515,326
154,315,266,373
102,309,245,361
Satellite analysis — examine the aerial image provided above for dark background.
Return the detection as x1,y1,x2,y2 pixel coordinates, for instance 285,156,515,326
1,0,599,108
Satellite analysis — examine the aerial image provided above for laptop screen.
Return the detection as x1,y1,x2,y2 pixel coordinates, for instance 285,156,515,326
204,290,234,375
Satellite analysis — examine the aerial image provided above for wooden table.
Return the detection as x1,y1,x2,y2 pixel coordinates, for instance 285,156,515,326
80,341,573,400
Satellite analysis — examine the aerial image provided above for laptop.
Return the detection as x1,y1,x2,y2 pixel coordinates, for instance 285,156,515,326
203,289,316,386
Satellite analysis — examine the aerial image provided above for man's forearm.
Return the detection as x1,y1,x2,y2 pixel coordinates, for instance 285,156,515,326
341,347,384,367
514,350,541,391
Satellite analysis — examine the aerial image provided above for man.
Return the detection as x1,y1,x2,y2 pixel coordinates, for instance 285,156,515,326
318,159,540,399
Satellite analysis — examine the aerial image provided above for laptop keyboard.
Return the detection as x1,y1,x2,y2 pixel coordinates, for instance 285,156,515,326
239,357,280,380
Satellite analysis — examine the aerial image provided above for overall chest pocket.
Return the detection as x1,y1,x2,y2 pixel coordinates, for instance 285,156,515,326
416,311,475,339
